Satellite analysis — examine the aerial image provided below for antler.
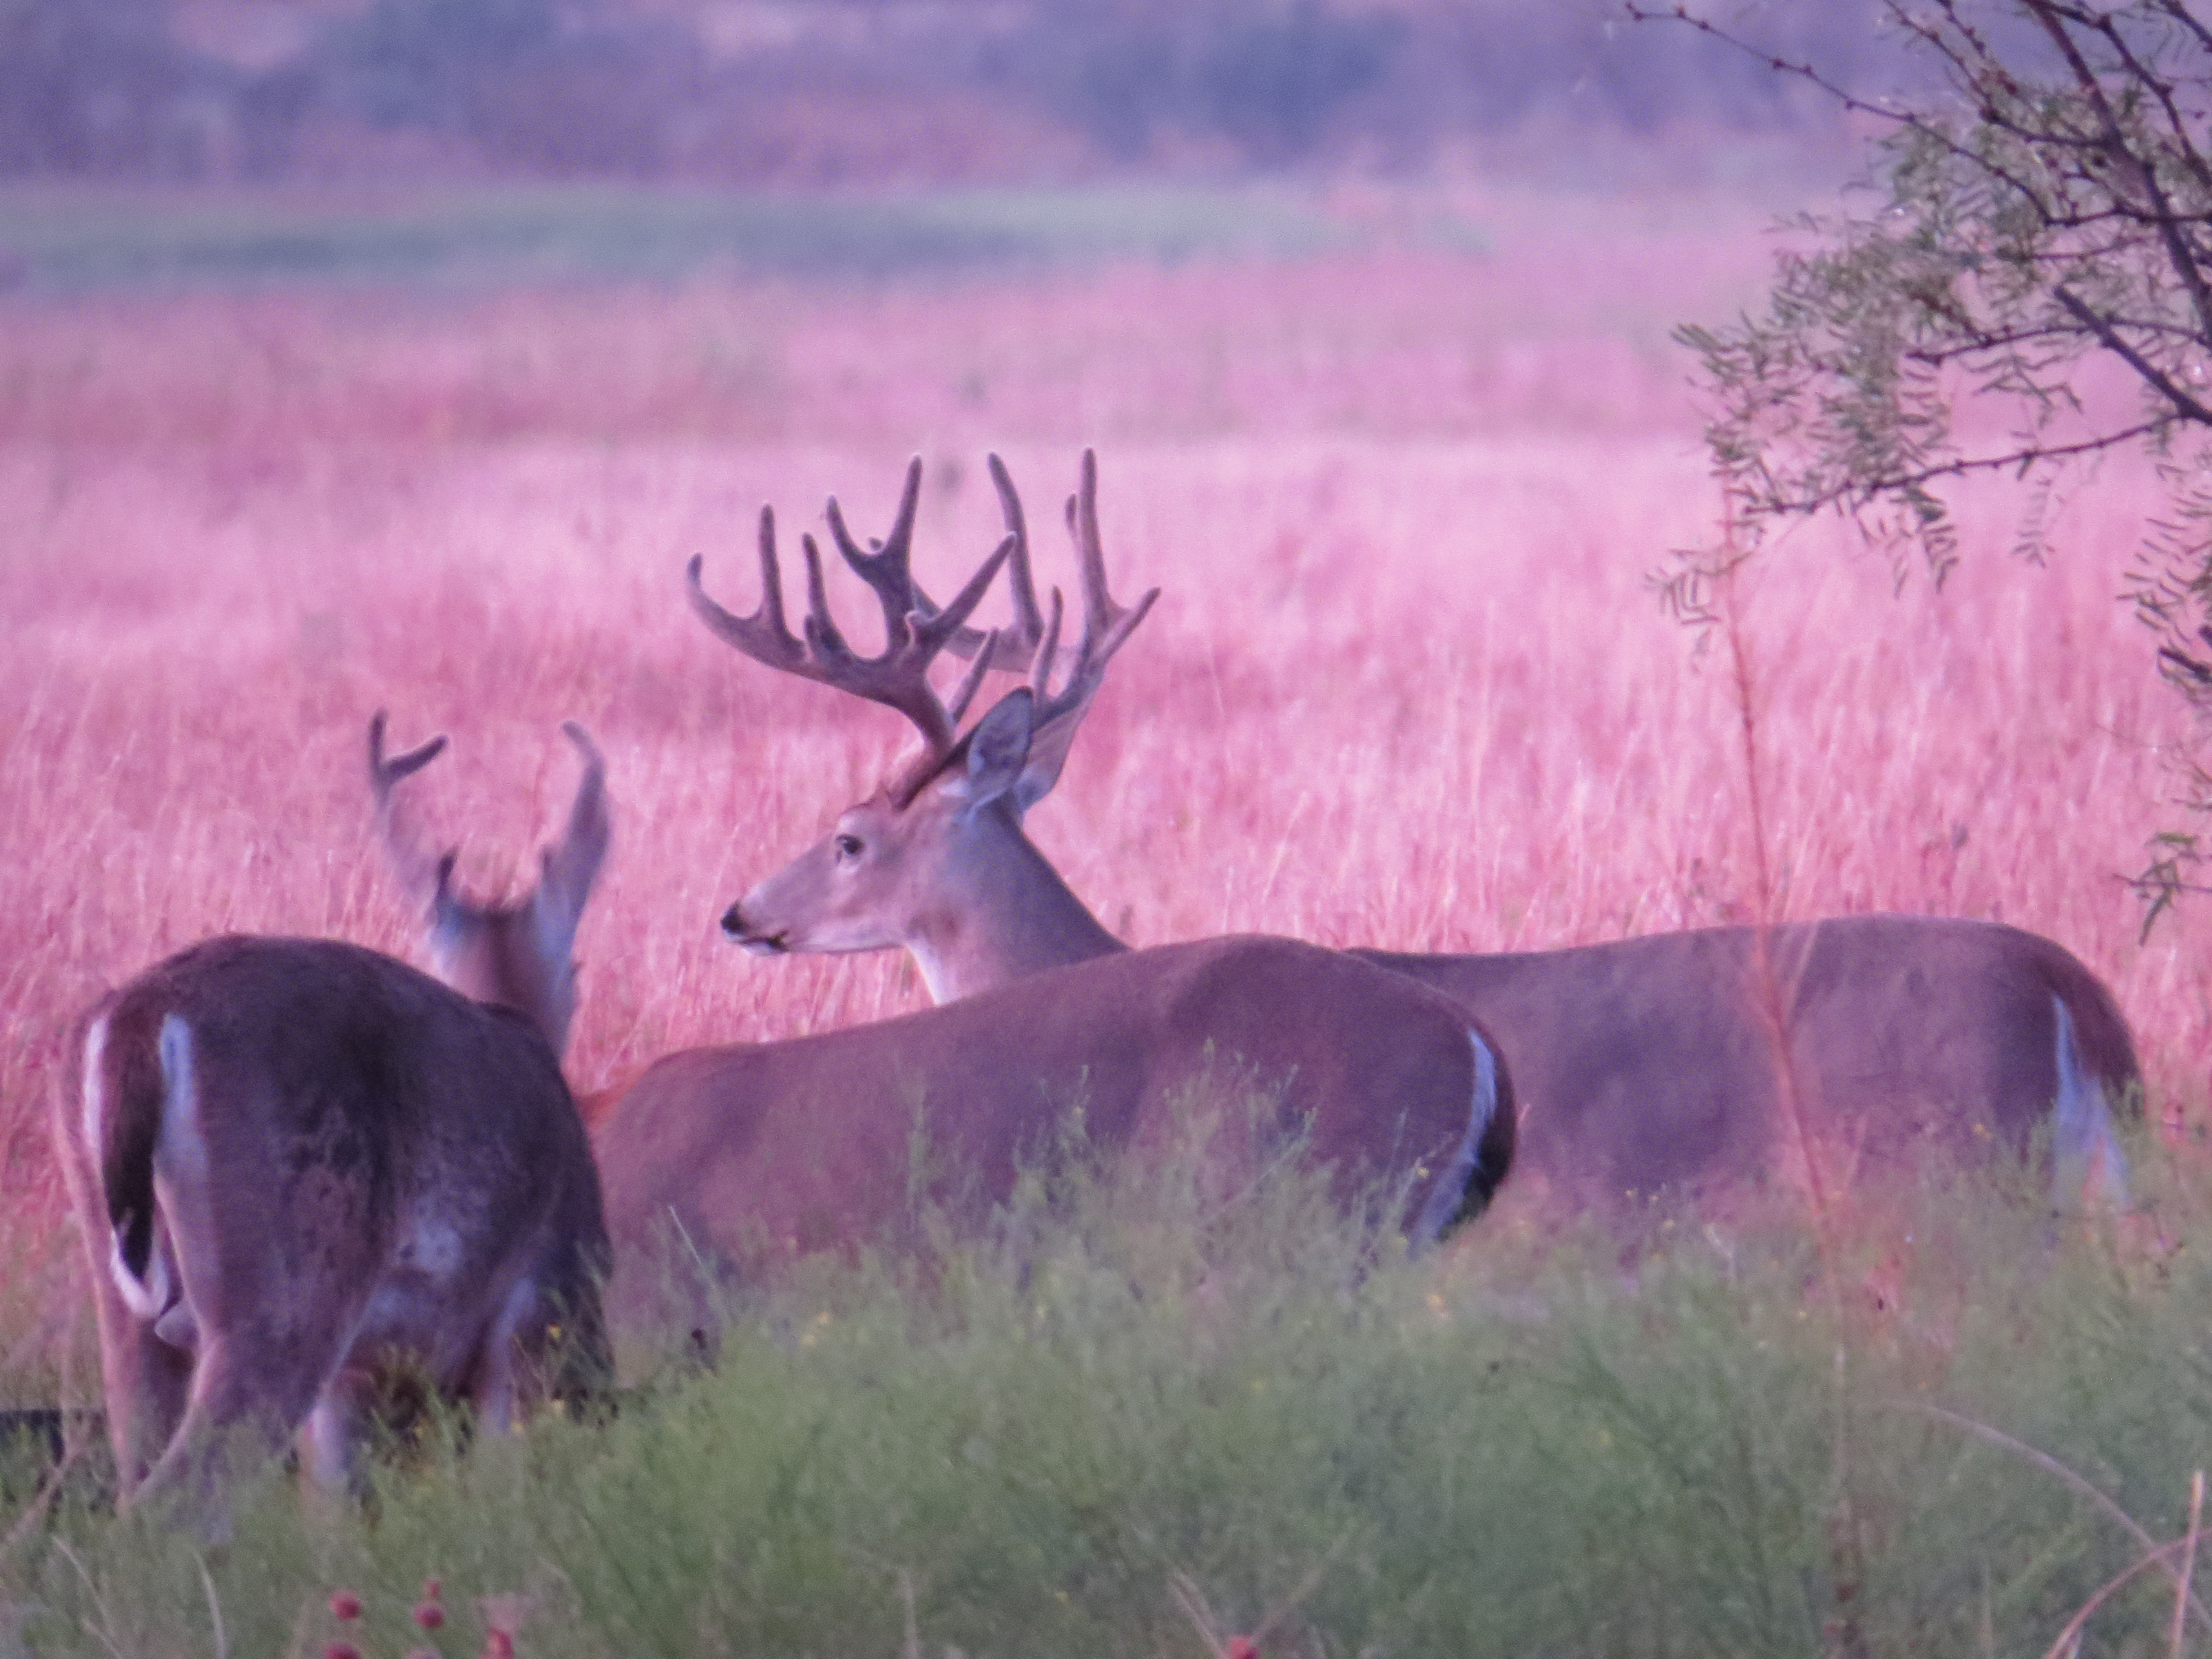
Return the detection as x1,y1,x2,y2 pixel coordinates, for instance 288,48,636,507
369,713,608,914
687,457,1011,757
922,451,1157,718
540,721,611,943
368,709,452,899
904,453,1048,674
1027,448,1160,741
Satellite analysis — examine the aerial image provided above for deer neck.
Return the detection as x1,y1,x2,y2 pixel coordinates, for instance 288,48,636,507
905,807,1125,1003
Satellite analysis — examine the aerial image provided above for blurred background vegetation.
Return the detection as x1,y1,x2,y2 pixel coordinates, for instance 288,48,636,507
0,0,1897,189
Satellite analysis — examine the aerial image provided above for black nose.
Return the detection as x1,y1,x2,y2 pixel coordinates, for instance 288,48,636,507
721,903,744,938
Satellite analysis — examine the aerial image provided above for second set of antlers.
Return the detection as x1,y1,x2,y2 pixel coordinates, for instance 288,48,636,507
685,451,1160,782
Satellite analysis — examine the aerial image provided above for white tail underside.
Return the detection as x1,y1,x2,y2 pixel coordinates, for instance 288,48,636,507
1410,1029,1501,1250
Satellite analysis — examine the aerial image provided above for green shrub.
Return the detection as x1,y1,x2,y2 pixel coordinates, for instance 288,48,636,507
7,1120,2210,1657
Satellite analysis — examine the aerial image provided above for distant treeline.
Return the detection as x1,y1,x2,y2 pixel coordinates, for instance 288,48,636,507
0,0,1901,182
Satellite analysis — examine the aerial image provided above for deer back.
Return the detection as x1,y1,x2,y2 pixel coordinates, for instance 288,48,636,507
591,934,1510,1321
1354,913,2140,1216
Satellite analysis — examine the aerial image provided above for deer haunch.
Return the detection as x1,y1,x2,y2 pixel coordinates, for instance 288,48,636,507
56,935,611,1511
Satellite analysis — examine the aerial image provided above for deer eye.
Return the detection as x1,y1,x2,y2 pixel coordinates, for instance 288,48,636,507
834,833,864,860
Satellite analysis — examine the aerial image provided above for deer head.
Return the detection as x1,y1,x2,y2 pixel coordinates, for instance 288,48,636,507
689,452,1157,1000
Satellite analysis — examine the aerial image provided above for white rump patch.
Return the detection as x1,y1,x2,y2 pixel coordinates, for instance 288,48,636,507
109,1015,203,1320
86,1011,166,1319
2050,995,2130,1208
157,1015,210,1185
1409,1030,1501,1251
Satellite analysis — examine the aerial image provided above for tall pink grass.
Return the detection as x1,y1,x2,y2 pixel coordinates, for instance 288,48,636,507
4,194,2199,1339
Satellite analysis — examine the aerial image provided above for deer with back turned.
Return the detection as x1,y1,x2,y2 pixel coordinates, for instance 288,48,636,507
53,725,612,1516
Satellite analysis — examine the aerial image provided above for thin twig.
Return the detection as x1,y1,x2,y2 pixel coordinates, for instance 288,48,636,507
2053,286,2212,425
1168,1569,1224,1656
1895,1401,2212,1637
2171,1469,2203,1659
1709,511,1867,1659
896,1566,921,1659
0,1423,84,1571
49,1538,124,1659
1625,2,2054,206
196,1551,229,1659
2022,0,2212,343
1766,419,2173,512
2041,1536,2198,1659
1249,1526,1357,1650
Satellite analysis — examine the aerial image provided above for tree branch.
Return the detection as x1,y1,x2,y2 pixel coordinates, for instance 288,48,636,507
2151,0,2212,62
1625,3,2057,207
1739,418,2176,515
2023,0,2212,343
2084,8,2212,203
2053,284,2212,422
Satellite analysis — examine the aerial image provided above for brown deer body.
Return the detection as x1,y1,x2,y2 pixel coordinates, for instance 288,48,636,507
1352,917,2137,1213
53,936,609,1509
52,718,614,1512
596,935,1507,1323
702,453,2141,1222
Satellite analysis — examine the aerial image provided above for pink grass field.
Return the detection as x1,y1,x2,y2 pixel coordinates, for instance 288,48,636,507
4,186,2205,1362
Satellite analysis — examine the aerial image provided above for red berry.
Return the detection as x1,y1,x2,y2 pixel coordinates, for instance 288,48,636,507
324,1645,362,1659
483,1631,515,1659
328,1592,363,1621
421,1575,444,1601
415,1600,447,1631
1224,1639,1261,1659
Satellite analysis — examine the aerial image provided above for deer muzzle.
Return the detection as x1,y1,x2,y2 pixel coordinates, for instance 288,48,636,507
721,901,789,954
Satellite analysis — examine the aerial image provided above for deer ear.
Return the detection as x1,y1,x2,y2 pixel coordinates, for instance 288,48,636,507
952,689,1035,815
1010,712,1082,816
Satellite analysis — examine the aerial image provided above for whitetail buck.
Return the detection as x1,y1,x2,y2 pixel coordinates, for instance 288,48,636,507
371,568,1503,1343
50,721,612,1514
699,452,2141,1222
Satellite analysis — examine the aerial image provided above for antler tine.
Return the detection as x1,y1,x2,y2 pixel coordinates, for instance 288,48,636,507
1027,588,1065,703
557,721,609,858
540,721,611,941
911,452,1048,672
823,456,925,656
1035,448,1161,731
367,709,453,898
944,626,1001,728
368,708,450,806
686,507,805,672
894,536,1014,750
980,452,1047,660
797,533,852,661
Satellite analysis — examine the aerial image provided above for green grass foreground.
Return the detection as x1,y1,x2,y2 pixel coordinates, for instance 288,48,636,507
5,1140,2211,1659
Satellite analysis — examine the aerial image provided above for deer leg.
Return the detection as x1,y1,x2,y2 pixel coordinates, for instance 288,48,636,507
129,1329,312,1533
463,1274,548,1438
300,1367,385,1500
82,1253,193,1499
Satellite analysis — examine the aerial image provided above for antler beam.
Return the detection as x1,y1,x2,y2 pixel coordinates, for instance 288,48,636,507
688,460,1012,756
